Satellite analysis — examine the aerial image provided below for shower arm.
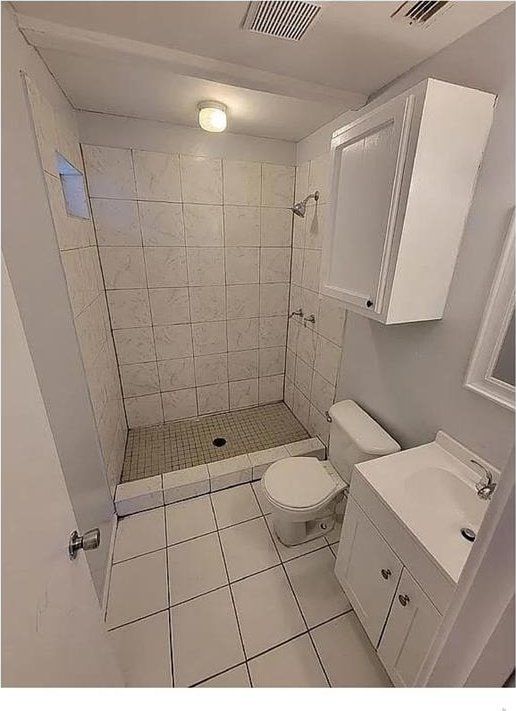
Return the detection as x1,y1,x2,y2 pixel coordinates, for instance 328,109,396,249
291,190,320,217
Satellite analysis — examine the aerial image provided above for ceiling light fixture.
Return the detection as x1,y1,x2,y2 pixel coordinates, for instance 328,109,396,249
198,101,227,132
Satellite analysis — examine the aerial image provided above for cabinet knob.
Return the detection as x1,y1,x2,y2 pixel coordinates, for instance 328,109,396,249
398,593,410,607
381,568,391,580
366,299,374,308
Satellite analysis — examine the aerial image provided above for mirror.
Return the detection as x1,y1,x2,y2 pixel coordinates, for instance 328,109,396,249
465,210,515,411
492,310,515,386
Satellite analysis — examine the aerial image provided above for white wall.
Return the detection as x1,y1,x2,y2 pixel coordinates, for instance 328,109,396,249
295,7,515,468
78,110,296,164
1,5,116,597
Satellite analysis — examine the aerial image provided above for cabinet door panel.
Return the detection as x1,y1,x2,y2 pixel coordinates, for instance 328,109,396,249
335,497,403,646
324,94,414,313
378,567,442,687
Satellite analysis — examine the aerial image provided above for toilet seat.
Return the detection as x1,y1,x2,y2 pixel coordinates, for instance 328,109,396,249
262,457,341,511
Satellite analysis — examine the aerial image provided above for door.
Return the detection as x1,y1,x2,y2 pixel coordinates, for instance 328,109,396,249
2,260,123,687
321,92,414,315
377,567,442,687
335,496,403,646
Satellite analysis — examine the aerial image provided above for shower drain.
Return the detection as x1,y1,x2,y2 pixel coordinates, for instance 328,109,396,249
212,437,226,447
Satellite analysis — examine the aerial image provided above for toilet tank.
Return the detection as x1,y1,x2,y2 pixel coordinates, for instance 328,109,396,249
328,400,400,483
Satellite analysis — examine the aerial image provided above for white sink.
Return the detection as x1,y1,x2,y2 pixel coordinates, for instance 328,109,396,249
352,432,499,585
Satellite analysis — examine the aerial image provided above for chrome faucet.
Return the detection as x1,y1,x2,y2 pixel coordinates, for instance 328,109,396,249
471,459,497,500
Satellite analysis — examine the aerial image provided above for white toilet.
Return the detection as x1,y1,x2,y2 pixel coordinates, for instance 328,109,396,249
261,400,400,546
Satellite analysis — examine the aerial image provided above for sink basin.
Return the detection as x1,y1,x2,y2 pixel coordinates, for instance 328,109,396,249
352,432,499,584
404,466,486,531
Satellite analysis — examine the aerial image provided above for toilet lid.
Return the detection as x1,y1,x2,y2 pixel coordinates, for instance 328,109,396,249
263,457,337,509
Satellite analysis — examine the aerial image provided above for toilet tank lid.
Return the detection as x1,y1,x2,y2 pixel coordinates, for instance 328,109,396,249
328,401,400,456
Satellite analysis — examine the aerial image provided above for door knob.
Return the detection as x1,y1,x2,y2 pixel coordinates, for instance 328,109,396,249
69,528,100,560
398,593,410,607
381,568,392,580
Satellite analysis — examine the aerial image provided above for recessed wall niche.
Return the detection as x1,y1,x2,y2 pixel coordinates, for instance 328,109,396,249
57,153,90,220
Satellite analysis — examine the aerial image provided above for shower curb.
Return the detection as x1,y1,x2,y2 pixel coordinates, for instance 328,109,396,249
114,437,325,516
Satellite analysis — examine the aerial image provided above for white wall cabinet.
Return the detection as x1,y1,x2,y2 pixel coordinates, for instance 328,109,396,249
335,496,402,646
378,568,442,687
321,78,496,324
335,496,443,686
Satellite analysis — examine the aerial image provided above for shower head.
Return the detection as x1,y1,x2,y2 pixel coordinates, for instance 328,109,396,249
291,190,319,218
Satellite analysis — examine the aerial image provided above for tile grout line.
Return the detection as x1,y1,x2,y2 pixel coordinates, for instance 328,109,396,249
257,494,333,687
106,606,170,633
104,582,352,637
162,504,175,687
207,493,253,688
110,483,347,685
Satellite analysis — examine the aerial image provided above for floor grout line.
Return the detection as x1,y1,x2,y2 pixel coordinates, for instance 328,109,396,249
108,481,347,687
106,606,170,633
207,493,253,688
259,499,333,688
163,499,175,687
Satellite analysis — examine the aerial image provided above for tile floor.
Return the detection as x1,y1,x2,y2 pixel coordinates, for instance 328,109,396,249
106,481,391,688
122,402,309,482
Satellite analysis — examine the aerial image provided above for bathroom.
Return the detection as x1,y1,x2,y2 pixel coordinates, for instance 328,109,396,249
2,0,515,701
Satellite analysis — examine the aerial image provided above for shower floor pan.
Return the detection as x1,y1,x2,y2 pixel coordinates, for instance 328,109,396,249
122,403,309,482
116,403,325,517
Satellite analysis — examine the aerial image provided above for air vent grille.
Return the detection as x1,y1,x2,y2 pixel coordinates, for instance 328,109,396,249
243,1,321,41
391,1,451,27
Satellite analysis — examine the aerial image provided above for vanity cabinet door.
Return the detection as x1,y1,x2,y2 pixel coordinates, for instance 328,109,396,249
377,567,442,687
335,496,403,646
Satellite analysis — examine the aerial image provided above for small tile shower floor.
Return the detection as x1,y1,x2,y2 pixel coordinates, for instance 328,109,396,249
106,482,391,688
122,402,308,483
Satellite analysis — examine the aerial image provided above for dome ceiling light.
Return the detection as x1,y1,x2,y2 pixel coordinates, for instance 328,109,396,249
198,101,227,132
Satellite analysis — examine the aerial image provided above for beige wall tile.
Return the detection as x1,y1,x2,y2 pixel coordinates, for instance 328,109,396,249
180,155,222,204
125,393,163,427
139,202,184,246
133,150,181,202
91,198,141,246
223,160,261,206
149,287,190,325
107,289,151,329
83,145,136,199
158,357,195,392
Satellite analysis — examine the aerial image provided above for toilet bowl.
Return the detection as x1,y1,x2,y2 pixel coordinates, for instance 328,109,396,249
261,400,400,547
262,456,346,546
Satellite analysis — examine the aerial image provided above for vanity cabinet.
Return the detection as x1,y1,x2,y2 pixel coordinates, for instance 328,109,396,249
320,78,496,324
377,568,441,687
335,496,443,686
335,496,402,646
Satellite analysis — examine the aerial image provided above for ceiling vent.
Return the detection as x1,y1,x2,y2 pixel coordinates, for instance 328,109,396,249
391,1,452,28
243,1,322,41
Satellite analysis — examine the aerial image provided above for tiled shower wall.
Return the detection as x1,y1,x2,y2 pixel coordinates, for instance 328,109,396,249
25,77,127,495
285,154,348,446
82,146,295,428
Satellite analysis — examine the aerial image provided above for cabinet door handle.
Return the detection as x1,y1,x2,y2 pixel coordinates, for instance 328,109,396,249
398,593,410,607
381,568,391,580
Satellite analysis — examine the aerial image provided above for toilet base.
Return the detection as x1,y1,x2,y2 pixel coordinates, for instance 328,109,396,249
273,511,336,547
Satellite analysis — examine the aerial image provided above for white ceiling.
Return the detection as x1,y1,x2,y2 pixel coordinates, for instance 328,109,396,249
14,1,511,141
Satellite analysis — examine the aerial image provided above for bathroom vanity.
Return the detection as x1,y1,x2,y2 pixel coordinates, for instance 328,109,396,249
334,432,498,687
